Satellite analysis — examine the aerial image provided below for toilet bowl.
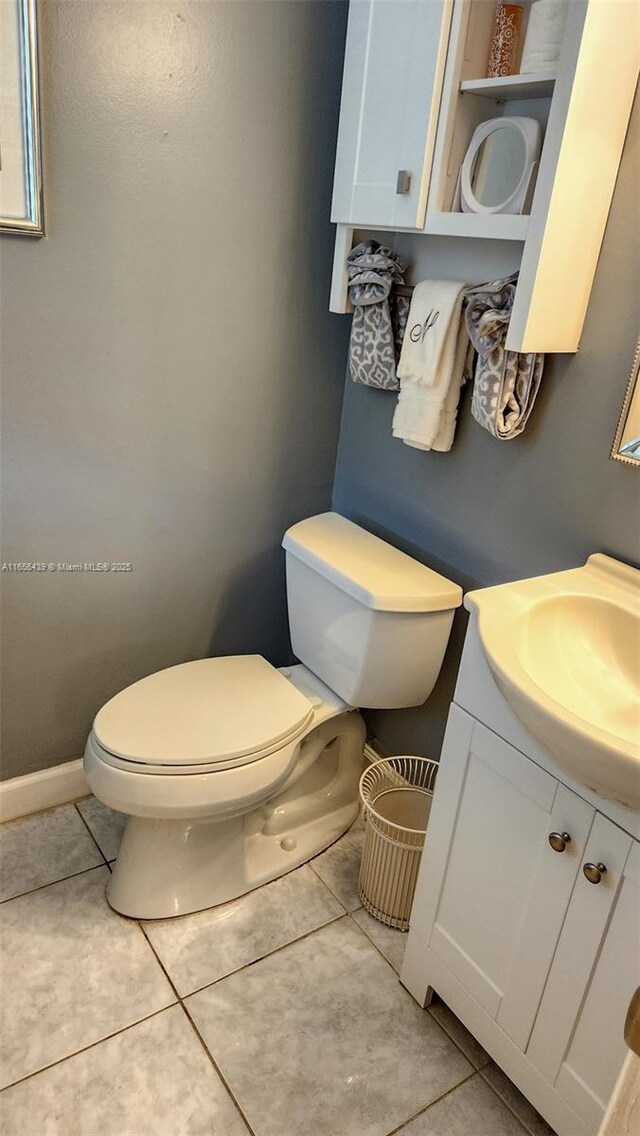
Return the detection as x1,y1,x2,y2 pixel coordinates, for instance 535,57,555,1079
85,512,462,919
86,660,366,918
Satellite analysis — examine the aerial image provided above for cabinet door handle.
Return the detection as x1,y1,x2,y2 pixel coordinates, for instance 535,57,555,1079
548,831,571,853
396,170,412,194
583,862,607,885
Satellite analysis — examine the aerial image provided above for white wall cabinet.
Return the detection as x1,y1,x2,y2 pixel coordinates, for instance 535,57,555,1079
331,0,452,229
329,0,639,351
401,623,640,1136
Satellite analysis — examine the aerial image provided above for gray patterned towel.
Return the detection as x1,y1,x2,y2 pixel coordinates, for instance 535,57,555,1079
465,278,544,440
347,241,409,391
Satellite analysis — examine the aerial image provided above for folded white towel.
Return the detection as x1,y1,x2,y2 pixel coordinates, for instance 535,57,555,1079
520,0,569,73
397,279,468,387
393,280,469,452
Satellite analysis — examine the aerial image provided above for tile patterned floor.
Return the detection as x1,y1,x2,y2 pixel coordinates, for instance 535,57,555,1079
0,798,556,1136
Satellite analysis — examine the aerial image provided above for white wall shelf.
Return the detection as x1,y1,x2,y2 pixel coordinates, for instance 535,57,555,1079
460,72,556,100
328,0,639,350
427,211,529,242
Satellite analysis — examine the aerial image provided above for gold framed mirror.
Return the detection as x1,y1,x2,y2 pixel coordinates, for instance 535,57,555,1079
611,340,640,467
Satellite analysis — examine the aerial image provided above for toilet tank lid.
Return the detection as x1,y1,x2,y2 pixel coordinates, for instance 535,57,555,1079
282,513,463,613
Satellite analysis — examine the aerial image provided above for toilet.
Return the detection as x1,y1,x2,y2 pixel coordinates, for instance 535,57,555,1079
84,512,462,919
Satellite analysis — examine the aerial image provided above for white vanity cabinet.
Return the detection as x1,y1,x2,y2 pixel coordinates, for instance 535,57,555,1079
528,833,639,1133
412,708,596,1049
330,0,452,229
401,622,640,1136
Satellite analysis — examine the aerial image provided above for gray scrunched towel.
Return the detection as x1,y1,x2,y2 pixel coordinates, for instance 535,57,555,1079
465,278,544,440
347,241,409,391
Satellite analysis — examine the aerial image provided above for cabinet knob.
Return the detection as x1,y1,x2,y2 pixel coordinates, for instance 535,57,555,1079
583,862,607,885
548,831,571,853
396,169,412,194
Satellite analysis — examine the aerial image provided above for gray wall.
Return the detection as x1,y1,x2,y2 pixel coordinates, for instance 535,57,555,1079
333,94,640,759
0,0,350,780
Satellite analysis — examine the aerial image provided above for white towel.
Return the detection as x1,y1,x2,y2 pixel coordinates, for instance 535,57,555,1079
396,280,467,387
393,281,469,452
520,0,569,73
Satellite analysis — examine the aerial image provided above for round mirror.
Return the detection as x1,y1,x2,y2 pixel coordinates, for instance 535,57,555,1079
469,124,527,209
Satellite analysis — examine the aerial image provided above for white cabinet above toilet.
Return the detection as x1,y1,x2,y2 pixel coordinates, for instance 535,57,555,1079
329,0,640,353
331,0,453,230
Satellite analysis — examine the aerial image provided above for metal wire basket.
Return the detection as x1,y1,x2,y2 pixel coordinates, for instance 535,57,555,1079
358,756,438,931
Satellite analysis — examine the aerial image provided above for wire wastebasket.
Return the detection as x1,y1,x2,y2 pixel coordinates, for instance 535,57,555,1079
358,756,438,931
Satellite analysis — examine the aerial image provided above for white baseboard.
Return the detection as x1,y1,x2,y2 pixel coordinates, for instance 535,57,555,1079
0,758,90,823
0,742,383,822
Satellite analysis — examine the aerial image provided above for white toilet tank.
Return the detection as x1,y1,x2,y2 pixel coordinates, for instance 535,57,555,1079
282,513,463,708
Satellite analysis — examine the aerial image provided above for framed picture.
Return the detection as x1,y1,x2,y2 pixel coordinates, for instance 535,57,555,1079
611,338,640,468
0,0,44,235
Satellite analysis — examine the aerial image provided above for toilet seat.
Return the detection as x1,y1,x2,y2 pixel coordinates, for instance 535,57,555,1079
85,664,355,826
93,655,314,775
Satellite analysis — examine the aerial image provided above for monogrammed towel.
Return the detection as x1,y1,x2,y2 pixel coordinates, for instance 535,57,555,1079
396,280,468,387
347,241,408,391
393,280,470,451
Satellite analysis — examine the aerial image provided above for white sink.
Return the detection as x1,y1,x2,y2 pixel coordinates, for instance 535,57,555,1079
465,555,640,810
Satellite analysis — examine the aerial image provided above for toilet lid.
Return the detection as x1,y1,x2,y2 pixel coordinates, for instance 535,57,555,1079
93,656,314,769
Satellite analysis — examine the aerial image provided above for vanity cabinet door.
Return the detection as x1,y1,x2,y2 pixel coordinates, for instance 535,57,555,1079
527,824,639,1134
411,708,594,1046
331,0,452,228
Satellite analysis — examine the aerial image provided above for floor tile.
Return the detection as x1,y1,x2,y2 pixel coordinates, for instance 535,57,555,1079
0,866,175,1088
0,1005,249,1136
396,1073,526,1135
0,805,103,903
351,906,407,973
187,917,472,1136
481,1063,556,1136
76,795,127,862
144,865,343,996
428,998,491,1070
310,816,364,911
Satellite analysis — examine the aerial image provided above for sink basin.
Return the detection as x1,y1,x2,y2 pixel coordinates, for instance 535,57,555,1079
466,555,640,810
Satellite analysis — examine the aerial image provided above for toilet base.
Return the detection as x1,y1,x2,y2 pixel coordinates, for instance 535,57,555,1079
106,712,365,919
